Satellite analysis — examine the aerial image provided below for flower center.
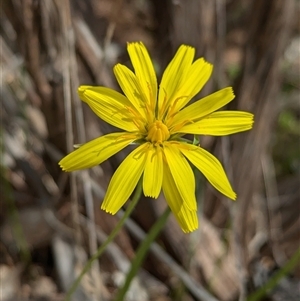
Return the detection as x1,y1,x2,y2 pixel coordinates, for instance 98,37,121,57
146,120,170,144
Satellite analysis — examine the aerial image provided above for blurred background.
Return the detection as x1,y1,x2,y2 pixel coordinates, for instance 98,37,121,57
1,0,299,300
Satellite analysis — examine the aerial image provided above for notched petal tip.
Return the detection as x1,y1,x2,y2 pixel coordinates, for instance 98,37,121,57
249,113,255,126
229,86,235,97
77,85,91,102
58,161,71,172
229,191,237,201
182,225,198,234
100,204,116,215
58,159,72,172
113,63,121,73
58,158,65,168
58,161,65,171
178,207,199,233
127,41,143,46
127,41,146,52
143,191,160,199
179,44,196,52
78,85,87,94
221,87,235,102
199,57,214,70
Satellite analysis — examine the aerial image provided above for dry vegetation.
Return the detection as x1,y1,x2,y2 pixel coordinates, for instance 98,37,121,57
1,0,300,301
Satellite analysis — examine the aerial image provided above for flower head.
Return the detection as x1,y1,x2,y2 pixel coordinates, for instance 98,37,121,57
59,42,254,233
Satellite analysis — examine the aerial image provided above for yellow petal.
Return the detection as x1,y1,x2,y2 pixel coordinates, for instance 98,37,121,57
59,133,139,172
78,86,140,132
158,45,195,118
101,143,148,214
163,143,197,210
179,111,254,135
178,144,236,200
170,58,213,113
170,87,235,128
127,42,157,110
162,161,198,233
113,64,147,119
143,145,163,198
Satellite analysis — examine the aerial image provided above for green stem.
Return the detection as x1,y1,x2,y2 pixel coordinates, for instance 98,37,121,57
247,246,300,301
64,181,143,301
114,207,171,301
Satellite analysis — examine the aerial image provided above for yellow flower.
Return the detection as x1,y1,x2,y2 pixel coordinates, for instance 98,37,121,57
59,42,254,233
